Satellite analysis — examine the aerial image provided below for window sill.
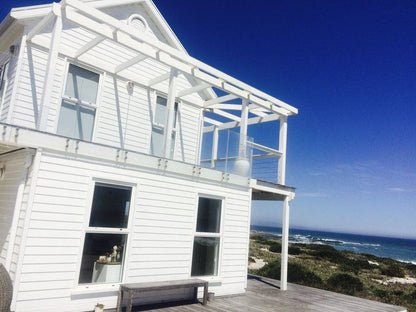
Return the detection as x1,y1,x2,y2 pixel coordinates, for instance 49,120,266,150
71,283,120,296
197,276,223,285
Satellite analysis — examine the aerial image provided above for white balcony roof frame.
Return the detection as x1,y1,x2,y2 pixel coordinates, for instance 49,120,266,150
16,0,297,131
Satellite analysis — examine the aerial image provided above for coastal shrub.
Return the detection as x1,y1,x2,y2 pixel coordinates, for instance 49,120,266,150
269,242,281,253
381,263,405,277
250,234,271,245
288,262,323,288
256,260,323,288
405,289,416,303
288,246,302,255
256,260,281,280
326,273,363,295
248,257,256,263
311,245,349,264
340,258,373,274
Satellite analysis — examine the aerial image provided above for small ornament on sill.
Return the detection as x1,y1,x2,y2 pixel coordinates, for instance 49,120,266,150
94,303,104,312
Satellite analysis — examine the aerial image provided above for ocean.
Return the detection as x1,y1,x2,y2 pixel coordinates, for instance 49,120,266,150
251,225,416,264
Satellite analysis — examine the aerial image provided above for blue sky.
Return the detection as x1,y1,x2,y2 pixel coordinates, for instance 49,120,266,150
1,1,415,238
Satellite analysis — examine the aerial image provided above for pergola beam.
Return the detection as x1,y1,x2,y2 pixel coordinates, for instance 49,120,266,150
26,9,55,41
210,109,240,122
204,94,239,107
39,3,62,131
177,82,210,98
203,117,222,126
204,113,280,132
148,72,170,87
114,54,147,73
74,35,105,58
63,0,297,115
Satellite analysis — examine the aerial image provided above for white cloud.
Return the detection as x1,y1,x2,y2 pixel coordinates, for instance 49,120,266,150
388,187,412,193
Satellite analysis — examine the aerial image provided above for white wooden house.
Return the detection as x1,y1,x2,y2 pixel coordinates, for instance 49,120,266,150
0,0,297,311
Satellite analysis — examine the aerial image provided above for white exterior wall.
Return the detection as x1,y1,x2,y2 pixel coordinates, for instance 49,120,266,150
13,150,250,312
0,149,33,283
0,38,20,123
10,22,203,163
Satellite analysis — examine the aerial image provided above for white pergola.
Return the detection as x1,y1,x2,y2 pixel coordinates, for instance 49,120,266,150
9,0,297,290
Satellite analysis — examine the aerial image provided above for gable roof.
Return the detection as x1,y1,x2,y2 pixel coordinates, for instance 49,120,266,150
6,0,186,53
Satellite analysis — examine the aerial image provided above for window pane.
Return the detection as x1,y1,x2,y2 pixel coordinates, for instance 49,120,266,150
65,64,99,104
0,62,9,103
154,96,167,126
57,100,95,141
196,198,222,233
79,233,127,284
191,237,219,276
89,184,131,228
150,126,164,157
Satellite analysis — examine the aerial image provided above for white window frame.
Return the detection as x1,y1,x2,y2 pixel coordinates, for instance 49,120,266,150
76,178,136,288
150,92,179,158
190,194,224,278
0,61,10,114
56,62,103,141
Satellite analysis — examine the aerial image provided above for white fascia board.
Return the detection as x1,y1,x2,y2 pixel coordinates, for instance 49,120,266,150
251,180,295,197
9,0,144,20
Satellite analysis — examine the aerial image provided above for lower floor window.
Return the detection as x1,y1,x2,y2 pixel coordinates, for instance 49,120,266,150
191,237,220,276
79,233,127,284
79,182,131,284
191,196,222,277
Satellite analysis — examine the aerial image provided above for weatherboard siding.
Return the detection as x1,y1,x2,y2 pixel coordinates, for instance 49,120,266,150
0,150,32,283
13,151,250,311
10,27,203,163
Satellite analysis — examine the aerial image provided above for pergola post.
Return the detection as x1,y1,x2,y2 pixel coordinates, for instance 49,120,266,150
164,69,178,158
38,4,62,131
239,99,249,159
211,126,218,168
280,195,290,290
278,115,287,184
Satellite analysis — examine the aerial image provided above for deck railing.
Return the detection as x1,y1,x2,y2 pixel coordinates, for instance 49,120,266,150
200,129,282,183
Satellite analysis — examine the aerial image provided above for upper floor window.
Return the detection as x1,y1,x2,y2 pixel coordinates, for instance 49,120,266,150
150,95,178,158
191,197,222,277
0,62,9,106
57,64,99,141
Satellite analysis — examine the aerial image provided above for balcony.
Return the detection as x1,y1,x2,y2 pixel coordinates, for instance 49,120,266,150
200,129,282,184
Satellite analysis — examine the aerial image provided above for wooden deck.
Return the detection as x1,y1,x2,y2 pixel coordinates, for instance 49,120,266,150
113,275,407,312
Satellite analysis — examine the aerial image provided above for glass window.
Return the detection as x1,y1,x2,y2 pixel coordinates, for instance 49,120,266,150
89,184,131,228
57,64,99,141
79,183,132,285
150,95,178,158
0,62,9,105
191,197,222,277
65,64,99,104
57,100,95,141
196,198,221,233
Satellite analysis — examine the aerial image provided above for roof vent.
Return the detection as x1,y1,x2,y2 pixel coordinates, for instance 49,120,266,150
128,14,148,33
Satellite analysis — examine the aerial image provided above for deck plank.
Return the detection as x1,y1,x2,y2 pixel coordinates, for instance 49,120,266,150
112,275,407,312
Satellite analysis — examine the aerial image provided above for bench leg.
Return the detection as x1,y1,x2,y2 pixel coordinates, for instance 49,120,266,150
193,286,198,303
116,289,123,312
127,291,133,312
203,284,208,305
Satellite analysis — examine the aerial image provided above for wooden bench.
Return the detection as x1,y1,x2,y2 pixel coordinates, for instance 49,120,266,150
116,279,208,312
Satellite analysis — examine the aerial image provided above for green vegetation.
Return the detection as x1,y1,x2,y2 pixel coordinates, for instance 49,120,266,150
249,233,416,312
